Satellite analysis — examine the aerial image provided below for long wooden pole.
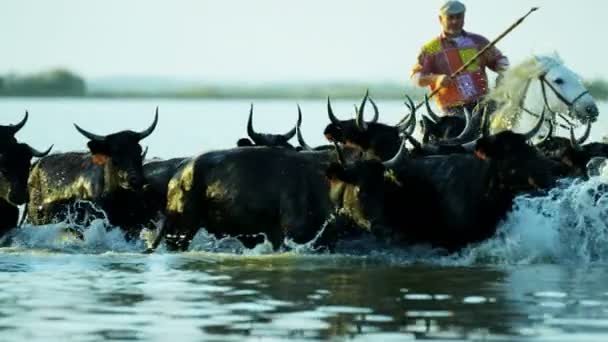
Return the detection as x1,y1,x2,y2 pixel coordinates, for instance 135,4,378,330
413,7,539,111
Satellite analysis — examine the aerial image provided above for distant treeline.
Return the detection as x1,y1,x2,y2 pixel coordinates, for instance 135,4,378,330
1,68,608,100
89,82,426,100
0,69,86,96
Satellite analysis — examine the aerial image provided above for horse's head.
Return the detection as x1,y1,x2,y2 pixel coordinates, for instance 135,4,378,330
536,55,598,124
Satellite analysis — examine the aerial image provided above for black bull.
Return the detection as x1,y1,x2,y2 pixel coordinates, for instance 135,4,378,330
150,146,363,251
0,142,52,237
26,111,158,232
326,131,568,252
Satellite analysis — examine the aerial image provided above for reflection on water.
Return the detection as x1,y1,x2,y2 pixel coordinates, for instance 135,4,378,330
1,253,608,341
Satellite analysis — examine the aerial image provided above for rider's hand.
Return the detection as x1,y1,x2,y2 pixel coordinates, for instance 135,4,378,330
435,74,452,88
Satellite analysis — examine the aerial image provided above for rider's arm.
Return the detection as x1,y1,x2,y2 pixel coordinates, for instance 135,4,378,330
484,45,509,73
411,48,447,87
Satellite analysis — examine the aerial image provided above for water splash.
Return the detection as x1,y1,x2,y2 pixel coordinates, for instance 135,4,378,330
4,161,608,265
2,207,144,253
451,159,608,265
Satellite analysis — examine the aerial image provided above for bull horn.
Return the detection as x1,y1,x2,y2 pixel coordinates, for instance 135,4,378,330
462,140,477,152
522,105,547,141
137,107,159,141
570,121,592,151
327,97,340,124
74,123,106,141
9,111,29,135
534,120,554,146
369,97,379,123
397,95,417,135
247,103,265,144
404,111,417,137
282,107,298,141
29,144,53,158
141,146,149,161
355,90,370,131
424,94,441,122
438,107,474,146
421,115,435,129
333,142,346,165
296,105,312,151
481,106,491,138
383,138,408,169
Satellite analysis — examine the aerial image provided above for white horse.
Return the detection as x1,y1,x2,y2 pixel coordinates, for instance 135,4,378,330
485,54,598,139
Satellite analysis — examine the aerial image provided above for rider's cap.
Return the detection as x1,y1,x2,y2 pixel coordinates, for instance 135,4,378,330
440,1,466,16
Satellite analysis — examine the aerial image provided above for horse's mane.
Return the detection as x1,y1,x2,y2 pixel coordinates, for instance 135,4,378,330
485,54,562,132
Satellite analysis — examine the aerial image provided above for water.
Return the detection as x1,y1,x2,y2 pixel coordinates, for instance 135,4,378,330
2,97,608,341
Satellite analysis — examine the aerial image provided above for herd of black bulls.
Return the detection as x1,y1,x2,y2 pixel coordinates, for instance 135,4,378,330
1,91,606,253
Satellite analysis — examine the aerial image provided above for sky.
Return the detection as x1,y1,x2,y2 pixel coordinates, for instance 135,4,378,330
1,0,605,84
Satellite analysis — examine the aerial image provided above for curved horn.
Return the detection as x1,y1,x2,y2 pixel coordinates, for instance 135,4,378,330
141,146,149,161
137,107,159,141
9,111,29,135
74,123,106,142
383,138,408,169
29,144,53,158
424,94,441,122
534,120,554,146
481,105,491,138
368,97,379,123
247,103,265,144
405,135,423,151
296,105,313,151
438,107,474,146
327,97,340,124
462,140,478,152
333,142,346,165
570,121,592,150
522,106,547,141
355,90,369,131
282,107,298,141
397,95,417,135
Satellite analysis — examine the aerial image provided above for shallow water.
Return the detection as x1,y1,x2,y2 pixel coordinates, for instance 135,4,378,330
2,251,608,341
1,98,608,341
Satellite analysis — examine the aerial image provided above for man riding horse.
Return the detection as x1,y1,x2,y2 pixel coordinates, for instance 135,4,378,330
411,1,509,118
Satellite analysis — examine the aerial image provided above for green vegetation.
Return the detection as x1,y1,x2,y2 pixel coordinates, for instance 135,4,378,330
584,79,608,101
1,68,608,100
0,69,86,96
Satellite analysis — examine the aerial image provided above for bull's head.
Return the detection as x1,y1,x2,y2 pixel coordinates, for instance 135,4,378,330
74,108,158,191
324,91,416,160
420,95,479,145
325,138,413,238
472,106,565,192
0,111,29,150
237,104,297,148
324,90,378,147
0,142,52,206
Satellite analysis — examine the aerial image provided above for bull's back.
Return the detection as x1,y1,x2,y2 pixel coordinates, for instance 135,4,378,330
166,148,332,233
27,152,103,224
404,155,493,231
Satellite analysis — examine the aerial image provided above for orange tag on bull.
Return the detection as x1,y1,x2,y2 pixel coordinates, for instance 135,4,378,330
92,154,109,166
474,150,487,160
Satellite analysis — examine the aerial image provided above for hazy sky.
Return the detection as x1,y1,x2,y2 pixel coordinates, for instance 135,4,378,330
1,0,605,83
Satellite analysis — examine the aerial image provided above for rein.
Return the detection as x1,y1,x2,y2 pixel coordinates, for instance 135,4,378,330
538,71,589,128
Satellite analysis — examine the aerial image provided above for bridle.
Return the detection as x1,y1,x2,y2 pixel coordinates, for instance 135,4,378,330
514,64,589,132
538,66,589,126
